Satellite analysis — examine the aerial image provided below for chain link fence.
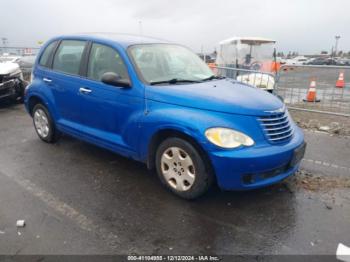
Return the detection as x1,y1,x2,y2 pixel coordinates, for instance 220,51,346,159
210,65,350,117
0,46,40,56
275,65,350,117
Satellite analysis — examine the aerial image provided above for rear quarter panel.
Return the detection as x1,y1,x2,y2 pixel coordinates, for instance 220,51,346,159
24,77,58,119
24,39,59,118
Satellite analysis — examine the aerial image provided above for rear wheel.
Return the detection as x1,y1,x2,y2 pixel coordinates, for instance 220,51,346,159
32,104,60,143
156,137,213,199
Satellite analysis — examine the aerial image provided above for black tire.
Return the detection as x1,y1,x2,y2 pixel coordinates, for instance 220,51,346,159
32,103,60,143
155,137,214,199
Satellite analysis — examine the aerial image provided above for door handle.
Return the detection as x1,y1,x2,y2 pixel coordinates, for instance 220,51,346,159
43,78,52,83
79,87,92,94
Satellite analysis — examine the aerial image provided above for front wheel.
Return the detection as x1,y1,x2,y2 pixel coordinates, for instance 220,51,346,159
155,137,214,199
32,104,60,143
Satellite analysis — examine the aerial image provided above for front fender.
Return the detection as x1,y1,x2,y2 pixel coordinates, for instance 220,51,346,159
138,108,203,162
138,100,264,162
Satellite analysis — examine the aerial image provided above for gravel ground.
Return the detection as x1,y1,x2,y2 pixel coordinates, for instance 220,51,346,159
285,170,350,192
289,109,350,137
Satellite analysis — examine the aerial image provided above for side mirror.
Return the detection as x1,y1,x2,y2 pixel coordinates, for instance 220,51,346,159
101,72,131,88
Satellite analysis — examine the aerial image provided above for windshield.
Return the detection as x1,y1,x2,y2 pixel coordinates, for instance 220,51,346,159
129,44,213,84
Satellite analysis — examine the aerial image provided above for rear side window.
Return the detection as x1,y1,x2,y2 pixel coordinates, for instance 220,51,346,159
39,41,57,67
53,40,86,75
87,43,129,81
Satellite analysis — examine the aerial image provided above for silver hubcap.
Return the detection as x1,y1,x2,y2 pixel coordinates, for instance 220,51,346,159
34,109,50,138
160,147,196,191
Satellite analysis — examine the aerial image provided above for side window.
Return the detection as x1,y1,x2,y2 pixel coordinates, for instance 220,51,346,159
39,41,57,67
87,43,129,82
52,40,86,75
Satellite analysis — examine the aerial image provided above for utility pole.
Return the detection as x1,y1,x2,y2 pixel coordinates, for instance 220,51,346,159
138,21,143,36
331,46,334,59
1,37,8,53
201,45,206,63
335,35,341,57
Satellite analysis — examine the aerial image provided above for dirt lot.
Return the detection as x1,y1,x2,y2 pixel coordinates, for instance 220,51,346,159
290,109,350,136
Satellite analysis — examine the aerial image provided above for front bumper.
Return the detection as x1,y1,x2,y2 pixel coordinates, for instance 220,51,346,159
0,79,22,100
208,127,305,190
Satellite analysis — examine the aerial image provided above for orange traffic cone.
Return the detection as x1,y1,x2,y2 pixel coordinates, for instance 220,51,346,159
303,79,320,102
336,72,345,88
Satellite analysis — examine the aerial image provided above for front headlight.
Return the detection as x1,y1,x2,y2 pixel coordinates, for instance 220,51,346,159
205,128,254,149
9,71,21,78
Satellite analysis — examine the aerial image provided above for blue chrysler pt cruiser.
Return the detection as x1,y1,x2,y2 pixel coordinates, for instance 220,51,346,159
25,33,306,199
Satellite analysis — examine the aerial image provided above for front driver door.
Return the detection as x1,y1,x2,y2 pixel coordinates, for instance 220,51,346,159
78,42,144,155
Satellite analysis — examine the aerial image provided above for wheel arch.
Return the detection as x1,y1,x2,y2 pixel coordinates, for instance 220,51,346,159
28,95,45,116
27,93,56,120
147,128,215,181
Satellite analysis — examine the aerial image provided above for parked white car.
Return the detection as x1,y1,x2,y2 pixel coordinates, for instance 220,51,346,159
285,56,310,65
0,55,26,102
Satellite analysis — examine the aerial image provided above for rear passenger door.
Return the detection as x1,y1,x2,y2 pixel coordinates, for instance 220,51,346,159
47,40,87,127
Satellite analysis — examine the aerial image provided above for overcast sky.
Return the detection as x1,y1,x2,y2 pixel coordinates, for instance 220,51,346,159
1,0,349,54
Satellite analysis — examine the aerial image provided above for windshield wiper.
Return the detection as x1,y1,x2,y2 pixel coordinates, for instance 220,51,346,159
201,75,225,81
149,78,201,85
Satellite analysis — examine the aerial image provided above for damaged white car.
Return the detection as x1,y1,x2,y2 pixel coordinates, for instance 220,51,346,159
0,57,26,102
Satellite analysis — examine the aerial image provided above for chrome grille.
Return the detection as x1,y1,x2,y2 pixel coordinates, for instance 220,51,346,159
259,110,293,143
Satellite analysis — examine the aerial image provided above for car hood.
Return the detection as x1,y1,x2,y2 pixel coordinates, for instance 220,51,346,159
146,79,284,116
0,62,20,75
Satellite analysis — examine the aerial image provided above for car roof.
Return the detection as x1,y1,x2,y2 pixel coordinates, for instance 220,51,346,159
56,33,171,48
